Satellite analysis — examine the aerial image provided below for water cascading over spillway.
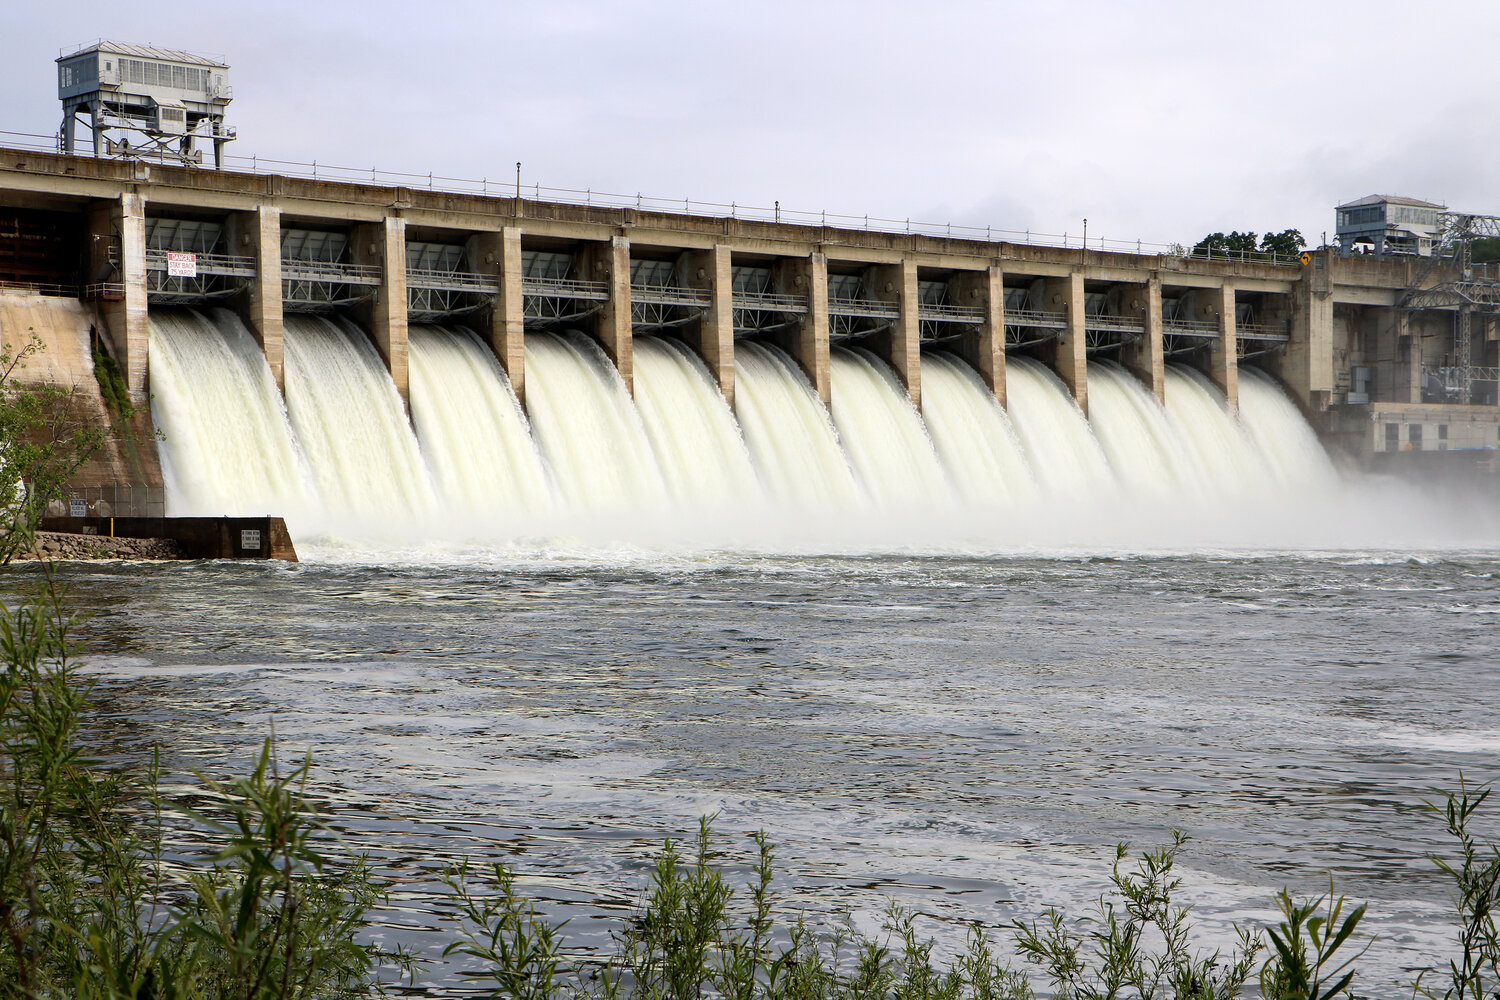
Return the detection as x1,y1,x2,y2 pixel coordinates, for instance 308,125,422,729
522,330,667,509
1002,357,1115,496
407,325,552,516
920,352,1037,505
1162,365,1272,493
631,336,762,506
148,307,312,518
733,341,861,507
1237,367,1339,488
282,315,438,525
146,297,1345,549
1085,360,1207,498
828,347,952,506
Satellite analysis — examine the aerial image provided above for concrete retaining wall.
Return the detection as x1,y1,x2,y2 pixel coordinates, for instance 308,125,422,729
38,516,297,561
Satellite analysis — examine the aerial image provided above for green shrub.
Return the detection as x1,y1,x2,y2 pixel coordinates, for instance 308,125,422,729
0,337,107,563
1011,832,1260,1000
0,564,411,998
1413,777,1500,1000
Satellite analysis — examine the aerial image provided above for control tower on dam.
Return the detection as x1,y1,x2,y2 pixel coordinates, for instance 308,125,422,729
0,145,1494,502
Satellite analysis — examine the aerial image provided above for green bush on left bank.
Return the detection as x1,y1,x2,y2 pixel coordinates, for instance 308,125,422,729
0,564,416,998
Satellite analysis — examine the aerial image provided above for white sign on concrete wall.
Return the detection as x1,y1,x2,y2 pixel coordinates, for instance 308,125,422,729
167,251,198,278
240,529,261,551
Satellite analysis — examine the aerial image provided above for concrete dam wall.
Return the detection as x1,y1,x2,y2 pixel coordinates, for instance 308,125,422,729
51,298,1332,549
0,147,1494,544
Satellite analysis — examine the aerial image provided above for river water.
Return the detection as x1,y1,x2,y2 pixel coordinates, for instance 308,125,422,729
29,543,1500,996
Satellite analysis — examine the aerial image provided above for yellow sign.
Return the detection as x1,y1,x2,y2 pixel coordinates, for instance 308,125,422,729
1299,252,1312,266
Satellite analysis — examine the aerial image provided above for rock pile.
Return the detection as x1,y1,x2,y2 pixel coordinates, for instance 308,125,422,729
18,531,183,561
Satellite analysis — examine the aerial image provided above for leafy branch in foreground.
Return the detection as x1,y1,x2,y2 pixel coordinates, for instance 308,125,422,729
1012,832,1260,1000
441,818,1037,1000
170,739,415,999
1259,884,1367,1000
1413,777,1500,1000
442,856,568,1000
0,562,413,999
0,560,136,995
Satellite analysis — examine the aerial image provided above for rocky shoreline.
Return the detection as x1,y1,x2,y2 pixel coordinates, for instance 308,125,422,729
16,530,183,561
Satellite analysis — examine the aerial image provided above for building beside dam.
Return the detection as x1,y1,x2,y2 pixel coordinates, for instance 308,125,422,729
0,144,1496,518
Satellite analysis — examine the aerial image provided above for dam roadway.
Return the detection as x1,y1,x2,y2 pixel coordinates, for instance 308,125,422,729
0,144,1496,503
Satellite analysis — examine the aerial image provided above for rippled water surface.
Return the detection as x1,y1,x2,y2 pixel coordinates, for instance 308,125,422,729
21,548,1500,995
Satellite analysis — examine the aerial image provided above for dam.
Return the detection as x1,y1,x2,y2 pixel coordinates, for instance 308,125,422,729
0,146,1495,539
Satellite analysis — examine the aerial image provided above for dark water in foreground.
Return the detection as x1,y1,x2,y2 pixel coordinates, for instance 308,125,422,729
19,548,1500,995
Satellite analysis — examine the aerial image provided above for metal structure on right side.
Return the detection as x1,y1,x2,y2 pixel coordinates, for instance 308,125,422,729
1400,211,1500,404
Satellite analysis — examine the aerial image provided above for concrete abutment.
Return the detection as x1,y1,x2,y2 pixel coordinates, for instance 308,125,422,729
862,260,922,409
231,204,284,393
467,227,526,406
87,192,149,404
1212,282,1239,410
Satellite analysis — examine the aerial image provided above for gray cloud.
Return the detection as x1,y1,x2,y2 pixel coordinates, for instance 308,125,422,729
8,0,1498,247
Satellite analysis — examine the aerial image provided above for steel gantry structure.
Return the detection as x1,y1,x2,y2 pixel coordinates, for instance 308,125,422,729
1400,211,1500,403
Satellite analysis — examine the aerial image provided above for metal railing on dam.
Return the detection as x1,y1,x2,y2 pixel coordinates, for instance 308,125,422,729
0,129,1307,266
2,135,1471,432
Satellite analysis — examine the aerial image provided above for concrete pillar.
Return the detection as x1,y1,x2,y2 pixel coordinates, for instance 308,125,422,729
468,227,526,406
863,260,922,408
947,266,1006,408
234,205,284,393
87,192,149,403
681,244,735,408
1361,304,1410,403
1117,275,1164,404
772,252,831,404
1398,310,1424,403
1044,272,1088,413
1486,316,1499,407
1266,249,1335,413
351,215,409,405
582,236,633,395
1212,282,1239,410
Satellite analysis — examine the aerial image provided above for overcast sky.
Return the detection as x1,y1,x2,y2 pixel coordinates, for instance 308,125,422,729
6,1,1497,248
